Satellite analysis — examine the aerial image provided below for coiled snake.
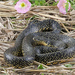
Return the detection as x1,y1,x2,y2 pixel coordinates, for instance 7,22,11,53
4,19,75,68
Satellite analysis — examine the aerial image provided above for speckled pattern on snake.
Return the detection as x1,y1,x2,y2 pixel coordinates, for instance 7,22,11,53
4,19,75,68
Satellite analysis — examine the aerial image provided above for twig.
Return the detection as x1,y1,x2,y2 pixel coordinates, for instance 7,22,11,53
33,61,49,68
63,21,75,25
29,11,66,21
8,29,23,31
66,27,75,30
47,58,75,66
31,6,58,10
48,67,75,70
0,12,16,17
61,23,69,33
0,4,15,11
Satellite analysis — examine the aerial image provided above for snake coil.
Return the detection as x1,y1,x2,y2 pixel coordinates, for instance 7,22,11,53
4,19,75,68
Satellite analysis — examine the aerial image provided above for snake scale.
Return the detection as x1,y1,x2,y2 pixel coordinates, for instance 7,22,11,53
4,19,75,68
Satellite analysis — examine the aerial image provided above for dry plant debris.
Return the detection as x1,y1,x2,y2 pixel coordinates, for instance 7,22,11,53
0,0,75,75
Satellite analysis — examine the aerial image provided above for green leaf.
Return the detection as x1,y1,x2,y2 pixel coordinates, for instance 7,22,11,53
69,0,75,5
13,0,19,5
41,73,44,75
11,21,15,24
29,0,46,6
72,5,75,10
67,0,69,2
65,2,69,12
38,64,45,69
64,64,72,67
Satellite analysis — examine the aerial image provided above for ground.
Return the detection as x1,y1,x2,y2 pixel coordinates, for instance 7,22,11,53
0,0,75,75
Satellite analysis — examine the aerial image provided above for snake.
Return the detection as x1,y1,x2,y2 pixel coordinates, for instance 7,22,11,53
4,19,75,68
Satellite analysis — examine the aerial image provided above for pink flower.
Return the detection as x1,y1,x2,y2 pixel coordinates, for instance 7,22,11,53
57,0,71,14
15,0,31,13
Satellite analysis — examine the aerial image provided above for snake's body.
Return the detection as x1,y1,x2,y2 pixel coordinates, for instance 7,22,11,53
4,19,75,68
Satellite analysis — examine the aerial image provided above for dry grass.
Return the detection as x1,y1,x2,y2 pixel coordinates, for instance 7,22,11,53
0,0,75,75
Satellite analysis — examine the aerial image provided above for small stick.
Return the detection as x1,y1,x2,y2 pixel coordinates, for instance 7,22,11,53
61,23,69,33
47,58,75,66
31,6,58,10
8,29,23,31
28,11,65,21
0,12,16,17
66,27,75,30
65,21,75,25
33,61,49,68
48,67,75,70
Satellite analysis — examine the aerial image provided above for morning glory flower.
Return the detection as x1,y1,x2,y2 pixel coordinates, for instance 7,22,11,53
57,0,71,14
15,0,31,13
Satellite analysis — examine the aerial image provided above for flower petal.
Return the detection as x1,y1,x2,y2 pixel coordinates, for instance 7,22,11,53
57,0,67,8
57,0,71,14
59,6,66,14
15,0,31,13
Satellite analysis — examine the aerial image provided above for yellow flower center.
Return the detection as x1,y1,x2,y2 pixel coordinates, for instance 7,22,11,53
63,3,66,8
21,3,26,7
